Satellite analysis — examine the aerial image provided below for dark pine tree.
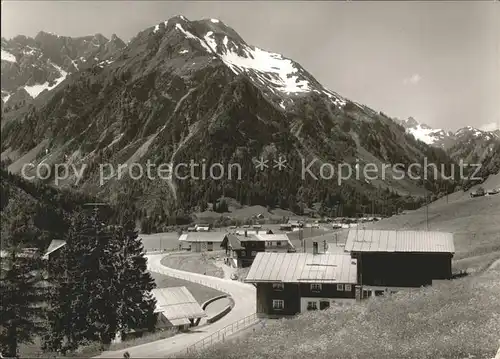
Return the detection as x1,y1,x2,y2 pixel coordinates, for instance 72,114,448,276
44,210,157,354
0,209,46,358
43,210,118,353
110,220,157,340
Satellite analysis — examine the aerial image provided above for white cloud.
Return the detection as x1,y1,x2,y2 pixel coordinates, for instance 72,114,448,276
403,74,421,85
480,122,499,131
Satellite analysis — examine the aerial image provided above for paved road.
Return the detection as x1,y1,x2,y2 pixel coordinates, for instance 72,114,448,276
95,254,256,358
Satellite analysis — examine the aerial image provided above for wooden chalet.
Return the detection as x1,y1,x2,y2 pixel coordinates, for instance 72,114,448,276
245,252,357,318
220,234,266,268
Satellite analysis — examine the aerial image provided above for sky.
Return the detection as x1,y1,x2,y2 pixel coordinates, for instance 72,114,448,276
2,1,499,132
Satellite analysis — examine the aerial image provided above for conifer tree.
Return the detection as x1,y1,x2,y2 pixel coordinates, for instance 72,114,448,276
44,210,157,353
0,209,46,357
110,220,157,340
43,210,118,352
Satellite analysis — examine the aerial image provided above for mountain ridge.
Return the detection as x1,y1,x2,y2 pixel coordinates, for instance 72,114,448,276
0,15,487,220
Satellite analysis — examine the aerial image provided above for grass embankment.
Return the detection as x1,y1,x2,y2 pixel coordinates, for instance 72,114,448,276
194,269,500,359
160,252,225,278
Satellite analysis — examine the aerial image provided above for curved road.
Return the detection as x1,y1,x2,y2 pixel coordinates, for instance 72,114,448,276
95,254,256,358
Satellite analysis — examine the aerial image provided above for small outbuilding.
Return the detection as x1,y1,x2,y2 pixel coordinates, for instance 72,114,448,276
151,286,207,331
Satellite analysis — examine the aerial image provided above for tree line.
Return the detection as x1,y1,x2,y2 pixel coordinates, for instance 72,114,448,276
1,171,157,357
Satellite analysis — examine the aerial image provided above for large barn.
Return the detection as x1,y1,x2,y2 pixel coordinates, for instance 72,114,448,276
178,232,228,252
344,229,455,296
245,252,357,318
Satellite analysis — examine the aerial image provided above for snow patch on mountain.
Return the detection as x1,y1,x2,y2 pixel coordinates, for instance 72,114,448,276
204,31,217,52
154,20,169,34
203,32,311,94
175,24,213,53
210,19,220,23
407,124,443,145
23,62,68,98
456,126,483,138
1,49,16,63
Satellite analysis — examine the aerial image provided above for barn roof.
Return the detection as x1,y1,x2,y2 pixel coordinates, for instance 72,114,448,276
43,240,67,259
178,232,228,243
344,230,455,253
245,252,357,284
151,286,207,320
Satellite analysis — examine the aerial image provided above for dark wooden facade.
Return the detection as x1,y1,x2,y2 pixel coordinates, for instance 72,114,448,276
255,282,356,317
237,240,266,267
352,252,453,287
221,235,266,268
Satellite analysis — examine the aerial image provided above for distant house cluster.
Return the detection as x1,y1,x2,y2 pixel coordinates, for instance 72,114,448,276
244,229,455,318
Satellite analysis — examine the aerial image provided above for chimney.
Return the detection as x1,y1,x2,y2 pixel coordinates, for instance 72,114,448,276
312,241,318,255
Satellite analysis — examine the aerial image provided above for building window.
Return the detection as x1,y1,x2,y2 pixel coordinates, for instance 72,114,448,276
337,284,344,291
307,301,318,311
272,299,284,310
345,284,352,292
241,251,246,257
276,241,282,246
251,251,257,256
207,241,213,245
310,283,322,292
272,283,284,291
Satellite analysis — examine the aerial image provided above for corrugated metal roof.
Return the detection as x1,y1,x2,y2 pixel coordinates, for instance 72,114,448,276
178,232,228,243
245,252,357,284
344,230,455,253
151,286,207,320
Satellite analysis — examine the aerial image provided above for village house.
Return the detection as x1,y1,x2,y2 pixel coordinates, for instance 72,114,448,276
245,252,358,318
151,286,207,331
279,223,293,231
288,220,303,229
254,233,295,253
344,229,455,297
233,229,273,236
220,234,266,268
194,223,211,232
178,232,228,252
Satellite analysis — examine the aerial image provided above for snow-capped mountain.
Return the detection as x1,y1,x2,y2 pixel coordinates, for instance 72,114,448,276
0,16,466,216
398,117,453,146
399,117,499,148
398,117,499,184
1,32,125,110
